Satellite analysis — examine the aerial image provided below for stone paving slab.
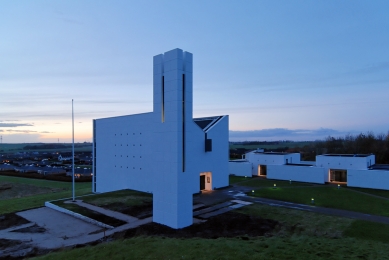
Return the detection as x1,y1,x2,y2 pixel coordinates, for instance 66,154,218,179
193,202,232,216
198,207,234,219
231,199,253,205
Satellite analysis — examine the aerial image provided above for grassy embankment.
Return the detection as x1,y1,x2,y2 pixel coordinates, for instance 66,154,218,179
0,175,91,214
36,203,389,260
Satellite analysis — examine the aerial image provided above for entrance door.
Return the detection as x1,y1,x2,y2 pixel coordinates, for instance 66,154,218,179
200,175,205,190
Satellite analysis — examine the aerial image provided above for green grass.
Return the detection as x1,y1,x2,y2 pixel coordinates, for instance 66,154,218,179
82,189,152,207
236,177,313,187
0,175,81,189
251,186,389,216
0,176,91,214
51,200,126,227
229,175,250,184
33,204,389,259
34,236,389,260
344,220,389,243
347,187,389,199
237,204,352,238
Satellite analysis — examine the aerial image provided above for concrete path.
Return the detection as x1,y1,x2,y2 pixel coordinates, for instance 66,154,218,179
65,200,139,223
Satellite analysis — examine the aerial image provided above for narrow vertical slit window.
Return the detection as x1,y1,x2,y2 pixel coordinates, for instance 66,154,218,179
182,74,185,172
162,76,165,122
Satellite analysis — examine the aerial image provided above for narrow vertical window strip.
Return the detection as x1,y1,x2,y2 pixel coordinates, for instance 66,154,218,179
162,76,165,122
93,120,97,192
182,74,185,172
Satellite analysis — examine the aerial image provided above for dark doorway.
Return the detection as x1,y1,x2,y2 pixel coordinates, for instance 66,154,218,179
330,169,347,183
259,165,267,176
200,175,205,190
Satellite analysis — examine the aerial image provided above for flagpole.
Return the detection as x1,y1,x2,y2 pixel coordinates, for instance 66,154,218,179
72,99,75,202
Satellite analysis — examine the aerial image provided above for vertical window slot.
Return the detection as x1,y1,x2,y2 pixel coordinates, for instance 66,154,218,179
162,76,165,122
182,74,185,172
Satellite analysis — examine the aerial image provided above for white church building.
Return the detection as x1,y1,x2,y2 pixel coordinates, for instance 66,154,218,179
92,49,229,229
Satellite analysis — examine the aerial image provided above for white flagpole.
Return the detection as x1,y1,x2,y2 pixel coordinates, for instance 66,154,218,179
72,99,75,202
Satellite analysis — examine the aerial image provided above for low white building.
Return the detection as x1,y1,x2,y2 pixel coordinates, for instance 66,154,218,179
230,151,389,190
93,49,229,229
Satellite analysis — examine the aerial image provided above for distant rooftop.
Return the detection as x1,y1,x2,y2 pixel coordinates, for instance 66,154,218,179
254,152,293,155
320,154,371,157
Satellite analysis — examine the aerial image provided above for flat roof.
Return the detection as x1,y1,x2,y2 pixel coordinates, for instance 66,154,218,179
229,160,249,163
286,163,314,167
254,152,293,155
320,154,371,157
370,164,389,171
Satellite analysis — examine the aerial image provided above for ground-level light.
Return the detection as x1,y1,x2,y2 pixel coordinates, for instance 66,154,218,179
311,198,315,204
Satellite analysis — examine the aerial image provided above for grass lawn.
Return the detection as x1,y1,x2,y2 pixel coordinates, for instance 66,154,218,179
234,177,314,188
0,176,91,214
346,187,389,199
250,186,389,216
51,200,126,227
229,175,250,184
82,189,152,207
36,204,389,260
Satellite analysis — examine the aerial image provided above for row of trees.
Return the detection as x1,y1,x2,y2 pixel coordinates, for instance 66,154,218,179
293,132,389,164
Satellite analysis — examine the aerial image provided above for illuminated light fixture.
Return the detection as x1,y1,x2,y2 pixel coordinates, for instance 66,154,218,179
289,179,292,184
338,184,340,189
252,190,254,193
311,198,315,204
273,184,276,189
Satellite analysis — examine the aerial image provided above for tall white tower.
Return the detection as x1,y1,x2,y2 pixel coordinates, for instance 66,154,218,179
152,49,194,228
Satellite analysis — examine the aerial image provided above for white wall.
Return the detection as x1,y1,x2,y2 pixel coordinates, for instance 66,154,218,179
229,161,252,177
267,165,326,184
316,155,375,170
246,152,301,175
348,169,389,190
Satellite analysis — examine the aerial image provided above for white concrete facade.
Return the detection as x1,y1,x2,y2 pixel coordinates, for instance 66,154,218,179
267,165,326,184
229,160,252,177
348,169,389,190
93,49,229,229
233,151,389,190
245,151,300,176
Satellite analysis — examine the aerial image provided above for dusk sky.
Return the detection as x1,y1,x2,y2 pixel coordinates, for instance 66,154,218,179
1,1,388,143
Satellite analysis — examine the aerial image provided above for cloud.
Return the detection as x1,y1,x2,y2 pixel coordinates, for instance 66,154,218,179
40,131,53,133
0,130,3,132
6,129,37,134
0,122,34,127
229,128,352,141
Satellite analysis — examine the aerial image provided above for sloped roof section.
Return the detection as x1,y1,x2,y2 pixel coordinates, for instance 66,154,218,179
193,116,223,132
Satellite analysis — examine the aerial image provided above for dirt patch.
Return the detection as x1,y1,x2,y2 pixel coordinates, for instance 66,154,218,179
0,239,47,260
114,211,280,239
0,214,29,231
11,224,46,233
99,201,153,219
